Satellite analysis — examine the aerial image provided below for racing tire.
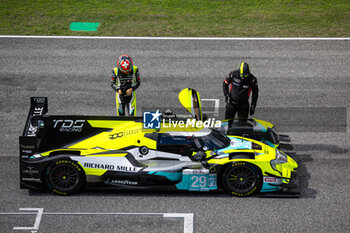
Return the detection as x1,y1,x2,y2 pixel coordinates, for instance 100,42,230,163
45,159,85,196
221,162,261,197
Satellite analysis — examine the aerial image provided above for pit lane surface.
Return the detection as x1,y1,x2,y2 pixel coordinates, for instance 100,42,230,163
0,37,349,232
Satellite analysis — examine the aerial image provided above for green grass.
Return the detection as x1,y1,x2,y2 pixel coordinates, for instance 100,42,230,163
1,0,350,37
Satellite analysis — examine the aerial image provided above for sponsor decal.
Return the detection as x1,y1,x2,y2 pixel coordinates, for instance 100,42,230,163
232,162,245,167
264,177,277,183
230,138,252,149
21,150,33,154
33,97,46,104
83,163,137,172
84,163,114,170
53,119,85,132
23,166,39,175
33,107,44,115
111,179,138,185
143,110,161,129
209,176,217,188
20,144,35,149
125,128,142,136
109,132,124,139
232,186,257,197
27,106,44,136
27,124,37,137
53,190,67,195
191,169,207,174
109,128,142,140
115,166,137,172
21,177,41,182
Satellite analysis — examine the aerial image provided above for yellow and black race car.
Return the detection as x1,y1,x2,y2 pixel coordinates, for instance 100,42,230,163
19,89,299,197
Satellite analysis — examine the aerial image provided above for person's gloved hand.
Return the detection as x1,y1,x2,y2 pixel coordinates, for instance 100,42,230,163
250,105,256,116
126,88,133,96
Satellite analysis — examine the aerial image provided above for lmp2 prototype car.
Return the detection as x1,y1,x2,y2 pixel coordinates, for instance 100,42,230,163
19,89,299,197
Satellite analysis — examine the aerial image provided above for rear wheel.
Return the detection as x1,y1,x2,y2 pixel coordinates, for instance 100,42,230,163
221,162,261,197
45,160,85,195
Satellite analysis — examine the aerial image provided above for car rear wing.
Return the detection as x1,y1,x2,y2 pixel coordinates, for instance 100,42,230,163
22,97,48,137
19,97,48,159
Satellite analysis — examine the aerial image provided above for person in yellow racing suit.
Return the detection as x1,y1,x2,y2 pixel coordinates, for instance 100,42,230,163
111,54,141,116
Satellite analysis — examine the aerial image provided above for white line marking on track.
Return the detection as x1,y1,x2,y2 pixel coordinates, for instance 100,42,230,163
164,213,194,233
0,35,349,40
13,208,43,231
1,209,194,233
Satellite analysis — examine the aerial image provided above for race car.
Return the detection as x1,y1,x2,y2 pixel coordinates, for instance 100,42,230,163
178,88,294,153
220,119,294,153
19,90,299,197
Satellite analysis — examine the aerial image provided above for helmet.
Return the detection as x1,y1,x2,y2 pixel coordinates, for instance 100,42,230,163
117,54,133,74
238,62,250,78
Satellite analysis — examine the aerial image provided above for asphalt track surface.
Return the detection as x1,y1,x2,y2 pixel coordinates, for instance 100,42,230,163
0,37,349,232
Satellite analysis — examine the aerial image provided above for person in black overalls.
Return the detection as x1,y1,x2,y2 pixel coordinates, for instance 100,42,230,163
223,62,259,123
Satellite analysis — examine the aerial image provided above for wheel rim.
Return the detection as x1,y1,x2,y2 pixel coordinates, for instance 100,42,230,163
227,166,256,193
49,164,79,192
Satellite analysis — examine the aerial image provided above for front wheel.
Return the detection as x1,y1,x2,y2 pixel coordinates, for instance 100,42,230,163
45,160,85,195
221,162,261,197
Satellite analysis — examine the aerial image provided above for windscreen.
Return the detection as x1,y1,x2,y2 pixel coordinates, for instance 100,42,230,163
198,130,230,150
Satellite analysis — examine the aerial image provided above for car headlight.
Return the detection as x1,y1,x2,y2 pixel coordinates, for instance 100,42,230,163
270,150,288,172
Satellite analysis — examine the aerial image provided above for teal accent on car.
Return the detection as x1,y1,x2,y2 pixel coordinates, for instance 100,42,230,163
260,182,281,192
255,121,267,132
151,171,182,182
216,137,252,155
